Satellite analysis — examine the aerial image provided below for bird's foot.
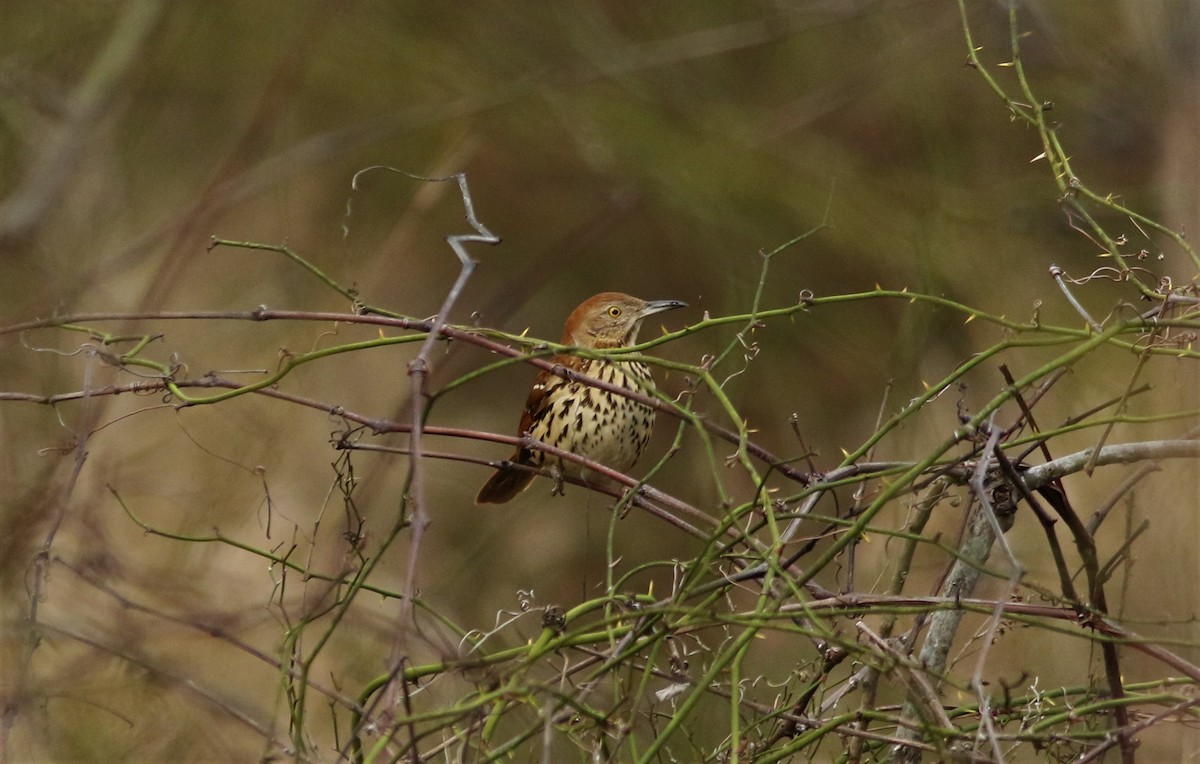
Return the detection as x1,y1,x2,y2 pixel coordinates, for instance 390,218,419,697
550,464,566,496
616,484,649,518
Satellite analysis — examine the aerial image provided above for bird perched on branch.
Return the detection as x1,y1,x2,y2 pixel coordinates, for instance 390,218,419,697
475,292,687,504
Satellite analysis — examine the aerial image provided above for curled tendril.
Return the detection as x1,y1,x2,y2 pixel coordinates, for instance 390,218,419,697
1057,264,1167,288
19,332,91,357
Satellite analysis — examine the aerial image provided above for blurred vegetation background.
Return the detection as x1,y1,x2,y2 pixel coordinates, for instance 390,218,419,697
2,1,1198,761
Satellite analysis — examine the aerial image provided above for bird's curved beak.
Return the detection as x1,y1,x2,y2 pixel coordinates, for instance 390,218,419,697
640,299,688,317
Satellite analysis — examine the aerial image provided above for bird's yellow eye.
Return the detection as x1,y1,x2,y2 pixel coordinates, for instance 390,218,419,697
608,306,622,317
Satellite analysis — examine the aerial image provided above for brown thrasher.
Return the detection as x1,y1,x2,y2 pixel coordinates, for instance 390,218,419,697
475,292,687,504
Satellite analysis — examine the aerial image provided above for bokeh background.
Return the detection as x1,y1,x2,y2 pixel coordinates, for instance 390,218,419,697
2,1,1199,761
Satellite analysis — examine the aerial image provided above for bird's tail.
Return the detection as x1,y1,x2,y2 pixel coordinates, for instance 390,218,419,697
475,455,535,504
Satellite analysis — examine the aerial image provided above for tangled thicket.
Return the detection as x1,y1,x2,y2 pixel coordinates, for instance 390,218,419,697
4,4,1200,763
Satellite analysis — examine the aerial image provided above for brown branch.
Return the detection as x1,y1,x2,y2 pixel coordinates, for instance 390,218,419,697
1,307,812,483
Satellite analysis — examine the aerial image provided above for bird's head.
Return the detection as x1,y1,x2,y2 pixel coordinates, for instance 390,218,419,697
561,292,687,348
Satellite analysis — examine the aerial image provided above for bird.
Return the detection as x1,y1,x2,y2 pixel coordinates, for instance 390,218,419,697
475,292,687,504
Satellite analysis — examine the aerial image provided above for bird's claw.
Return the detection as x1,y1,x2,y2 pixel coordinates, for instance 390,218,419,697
550,463,566,496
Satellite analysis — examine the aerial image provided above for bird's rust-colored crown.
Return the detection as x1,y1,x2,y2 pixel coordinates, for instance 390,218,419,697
560,292,688,348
